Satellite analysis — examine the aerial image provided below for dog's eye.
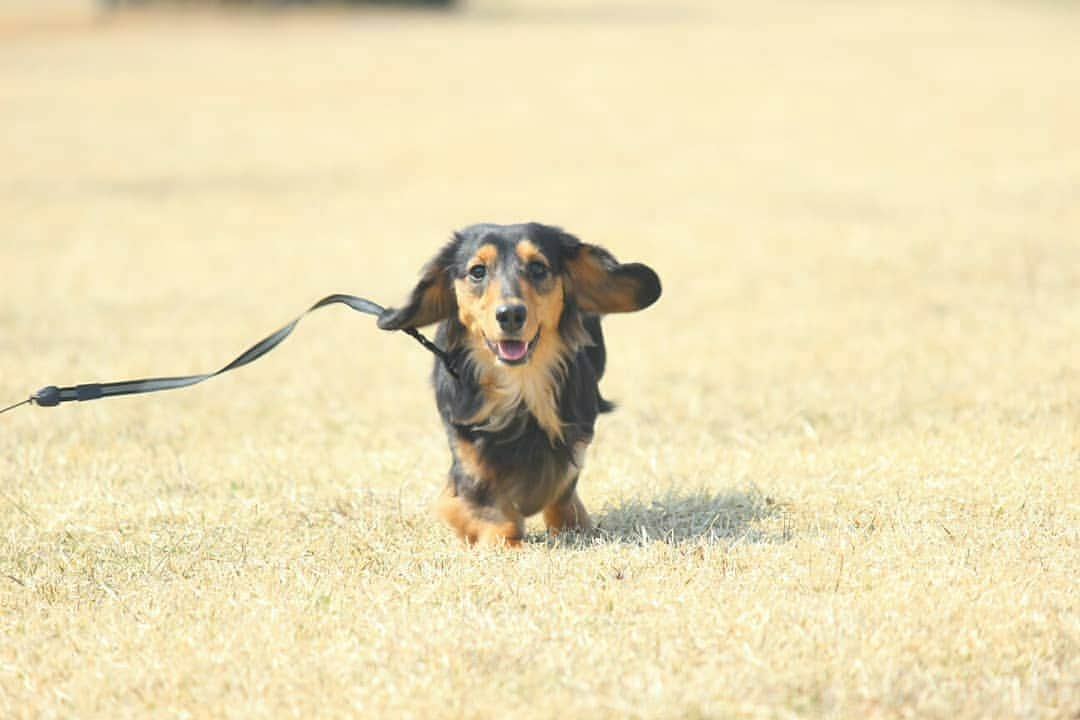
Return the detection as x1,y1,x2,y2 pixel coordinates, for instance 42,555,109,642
526,261,549,281
468,264,487,281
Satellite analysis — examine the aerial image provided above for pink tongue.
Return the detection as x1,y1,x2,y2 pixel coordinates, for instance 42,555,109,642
497,340,528,361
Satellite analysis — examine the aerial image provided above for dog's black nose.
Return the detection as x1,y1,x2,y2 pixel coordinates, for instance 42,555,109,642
495,303,527,333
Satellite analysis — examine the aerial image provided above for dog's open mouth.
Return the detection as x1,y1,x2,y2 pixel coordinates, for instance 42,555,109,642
486,332,540,365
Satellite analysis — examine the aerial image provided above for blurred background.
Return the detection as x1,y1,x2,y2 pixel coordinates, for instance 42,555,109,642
3,0,1078,431
3,0,1079,448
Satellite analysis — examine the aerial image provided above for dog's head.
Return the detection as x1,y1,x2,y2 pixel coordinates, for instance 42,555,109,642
378,223,661,369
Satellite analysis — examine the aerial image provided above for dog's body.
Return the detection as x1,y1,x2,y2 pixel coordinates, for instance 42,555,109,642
379,223,660,546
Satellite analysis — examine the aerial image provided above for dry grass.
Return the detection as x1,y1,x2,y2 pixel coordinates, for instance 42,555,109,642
1,0,1078,717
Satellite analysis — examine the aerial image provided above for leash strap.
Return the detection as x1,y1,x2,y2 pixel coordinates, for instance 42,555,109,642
1,293,456,414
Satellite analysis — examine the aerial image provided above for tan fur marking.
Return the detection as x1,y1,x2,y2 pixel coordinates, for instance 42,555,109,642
518,256,564,344
454,277,504,341
436,485,524,548
515,239,542,264
409,282,452,328
453,436,490,481
542,490,593,534
456,244,502,336
566,247,640,314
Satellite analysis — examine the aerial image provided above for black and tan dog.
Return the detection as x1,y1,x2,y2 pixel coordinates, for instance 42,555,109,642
378,223,660,546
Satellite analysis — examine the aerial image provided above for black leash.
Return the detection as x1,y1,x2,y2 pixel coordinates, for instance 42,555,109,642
0,292,456,416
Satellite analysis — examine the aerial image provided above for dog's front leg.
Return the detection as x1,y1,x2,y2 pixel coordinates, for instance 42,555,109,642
436,483,524,548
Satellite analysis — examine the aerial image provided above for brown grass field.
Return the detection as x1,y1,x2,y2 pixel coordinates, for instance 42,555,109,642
1,0,1078,717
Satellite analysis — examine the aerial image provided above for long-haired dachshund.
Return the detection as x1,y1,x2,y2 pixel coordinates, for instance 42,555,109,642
378,223,661,546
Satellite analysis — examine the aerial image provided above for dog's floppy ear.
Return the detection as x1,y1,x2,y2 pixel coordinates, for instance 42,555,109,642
377,237,460,330
559,233,661,314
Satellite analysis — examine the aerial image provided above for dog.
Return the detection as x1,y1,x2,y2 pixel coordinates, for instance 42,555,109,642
378,223,661,546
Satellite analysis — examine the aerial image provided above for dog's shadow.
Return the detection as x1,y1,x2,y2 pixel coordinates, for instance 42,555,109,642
579,487,789,546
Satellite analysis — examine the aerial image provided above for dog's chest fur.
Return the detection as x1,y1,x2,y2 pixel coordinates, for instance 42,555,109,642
434,339,602,517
